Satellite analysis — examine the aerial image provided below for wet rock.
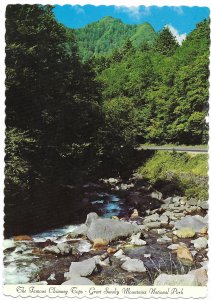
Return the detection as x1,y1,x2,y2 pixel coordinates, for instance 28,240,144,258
85,212,99,227
130,233,146,246
3,239,16,250
62,277,95,285
93,238,109,250
154,273,199,286
121,259,146,273
188,267,208,286
177,246,193,264
175,215,207,233
173,227,195,238
191,237,208,250
43,242,72,255
13,235,32,241
87,218,140,242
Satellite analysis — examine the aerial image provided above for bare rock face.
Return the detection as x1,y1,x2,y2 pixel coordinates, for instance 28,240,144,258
86,218,141,242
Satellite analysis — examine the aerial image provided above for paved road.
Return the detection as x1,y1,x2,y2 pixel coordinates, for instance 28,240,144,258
139,145,208,153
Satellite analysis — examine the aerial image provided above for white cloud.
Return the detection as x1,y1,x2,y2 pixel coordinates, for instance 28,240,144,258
115,6,151,20
74,5,85,15
172,7,184,15
166,24,186,45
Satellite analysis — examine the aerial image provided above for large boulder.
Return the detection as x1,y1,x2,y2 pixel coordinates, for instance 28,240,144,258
174,215,207,233
154,273,199,286
85,212,99,227
174,227,196,238
71,224,88,237
188,268,208,286
86,218,140,242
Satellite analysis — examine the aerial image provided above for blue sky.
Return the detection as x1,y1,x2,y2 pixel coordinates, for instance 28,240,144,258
53,5,210,36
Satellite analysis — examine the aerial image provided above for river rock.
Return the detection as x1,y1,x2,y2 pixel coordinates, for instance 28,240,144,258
191,237,208,250
86,218,140,242
151,191,163,201
121,259,146,273
154,273,199,286
131,209,139,219
130,233,146,246
145,222,161,229
157,236,172,244
44,242,72,255
3,239,16,250
159,214,168,225
143,213,160,223
62,276,95,285
93,238,109,249
174,227,196,238
13,235,32,241
188,267,208,286
114,249,124,257
85,212,99,227
65,256,100,279
198,201,208,210
177,246,193,264
174,215,207,233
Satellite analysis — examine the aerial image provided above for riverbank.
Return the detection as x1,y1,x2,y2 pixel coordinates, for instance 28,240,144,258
3,175,208,286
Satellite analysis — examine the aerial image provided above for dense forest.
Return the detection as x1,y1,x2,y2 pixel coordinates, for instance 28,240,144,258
5,5,209,237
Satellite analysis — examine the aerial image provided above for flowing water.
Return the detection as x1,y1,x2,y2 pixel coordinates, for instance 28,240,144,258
4,192,125,284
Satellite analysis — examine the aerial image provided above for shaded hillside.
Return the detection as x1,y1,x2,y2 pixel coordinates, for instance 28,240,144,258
73,16,157,60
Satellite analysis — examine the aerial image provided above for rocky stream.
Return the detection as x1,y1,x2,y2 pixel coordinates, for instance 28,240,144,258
3,177,208,286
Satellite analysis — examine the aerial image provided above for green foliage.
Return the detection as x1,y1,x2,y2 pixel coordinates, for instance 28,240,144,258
74,17,157,60
154,27,179,56
99,18,210,145
138,151,208,200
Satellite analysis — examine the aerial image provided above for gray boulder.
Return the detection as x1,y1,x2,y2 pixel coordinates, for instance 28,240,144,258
154,273,199,286
174,215,207,233
86,218,140,242
85,212,99,227
65,256,100,279
121,259,146,272
71,224,88,237
143,213,160,223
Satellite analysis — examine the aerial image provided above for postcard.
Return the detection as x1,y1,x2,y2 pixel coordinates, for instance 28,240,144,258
1,0,210,298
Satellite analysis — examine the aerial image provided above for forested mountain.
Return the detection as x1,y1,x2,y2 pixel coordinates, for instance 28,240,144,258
73,16,157,60
5,5,209,237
